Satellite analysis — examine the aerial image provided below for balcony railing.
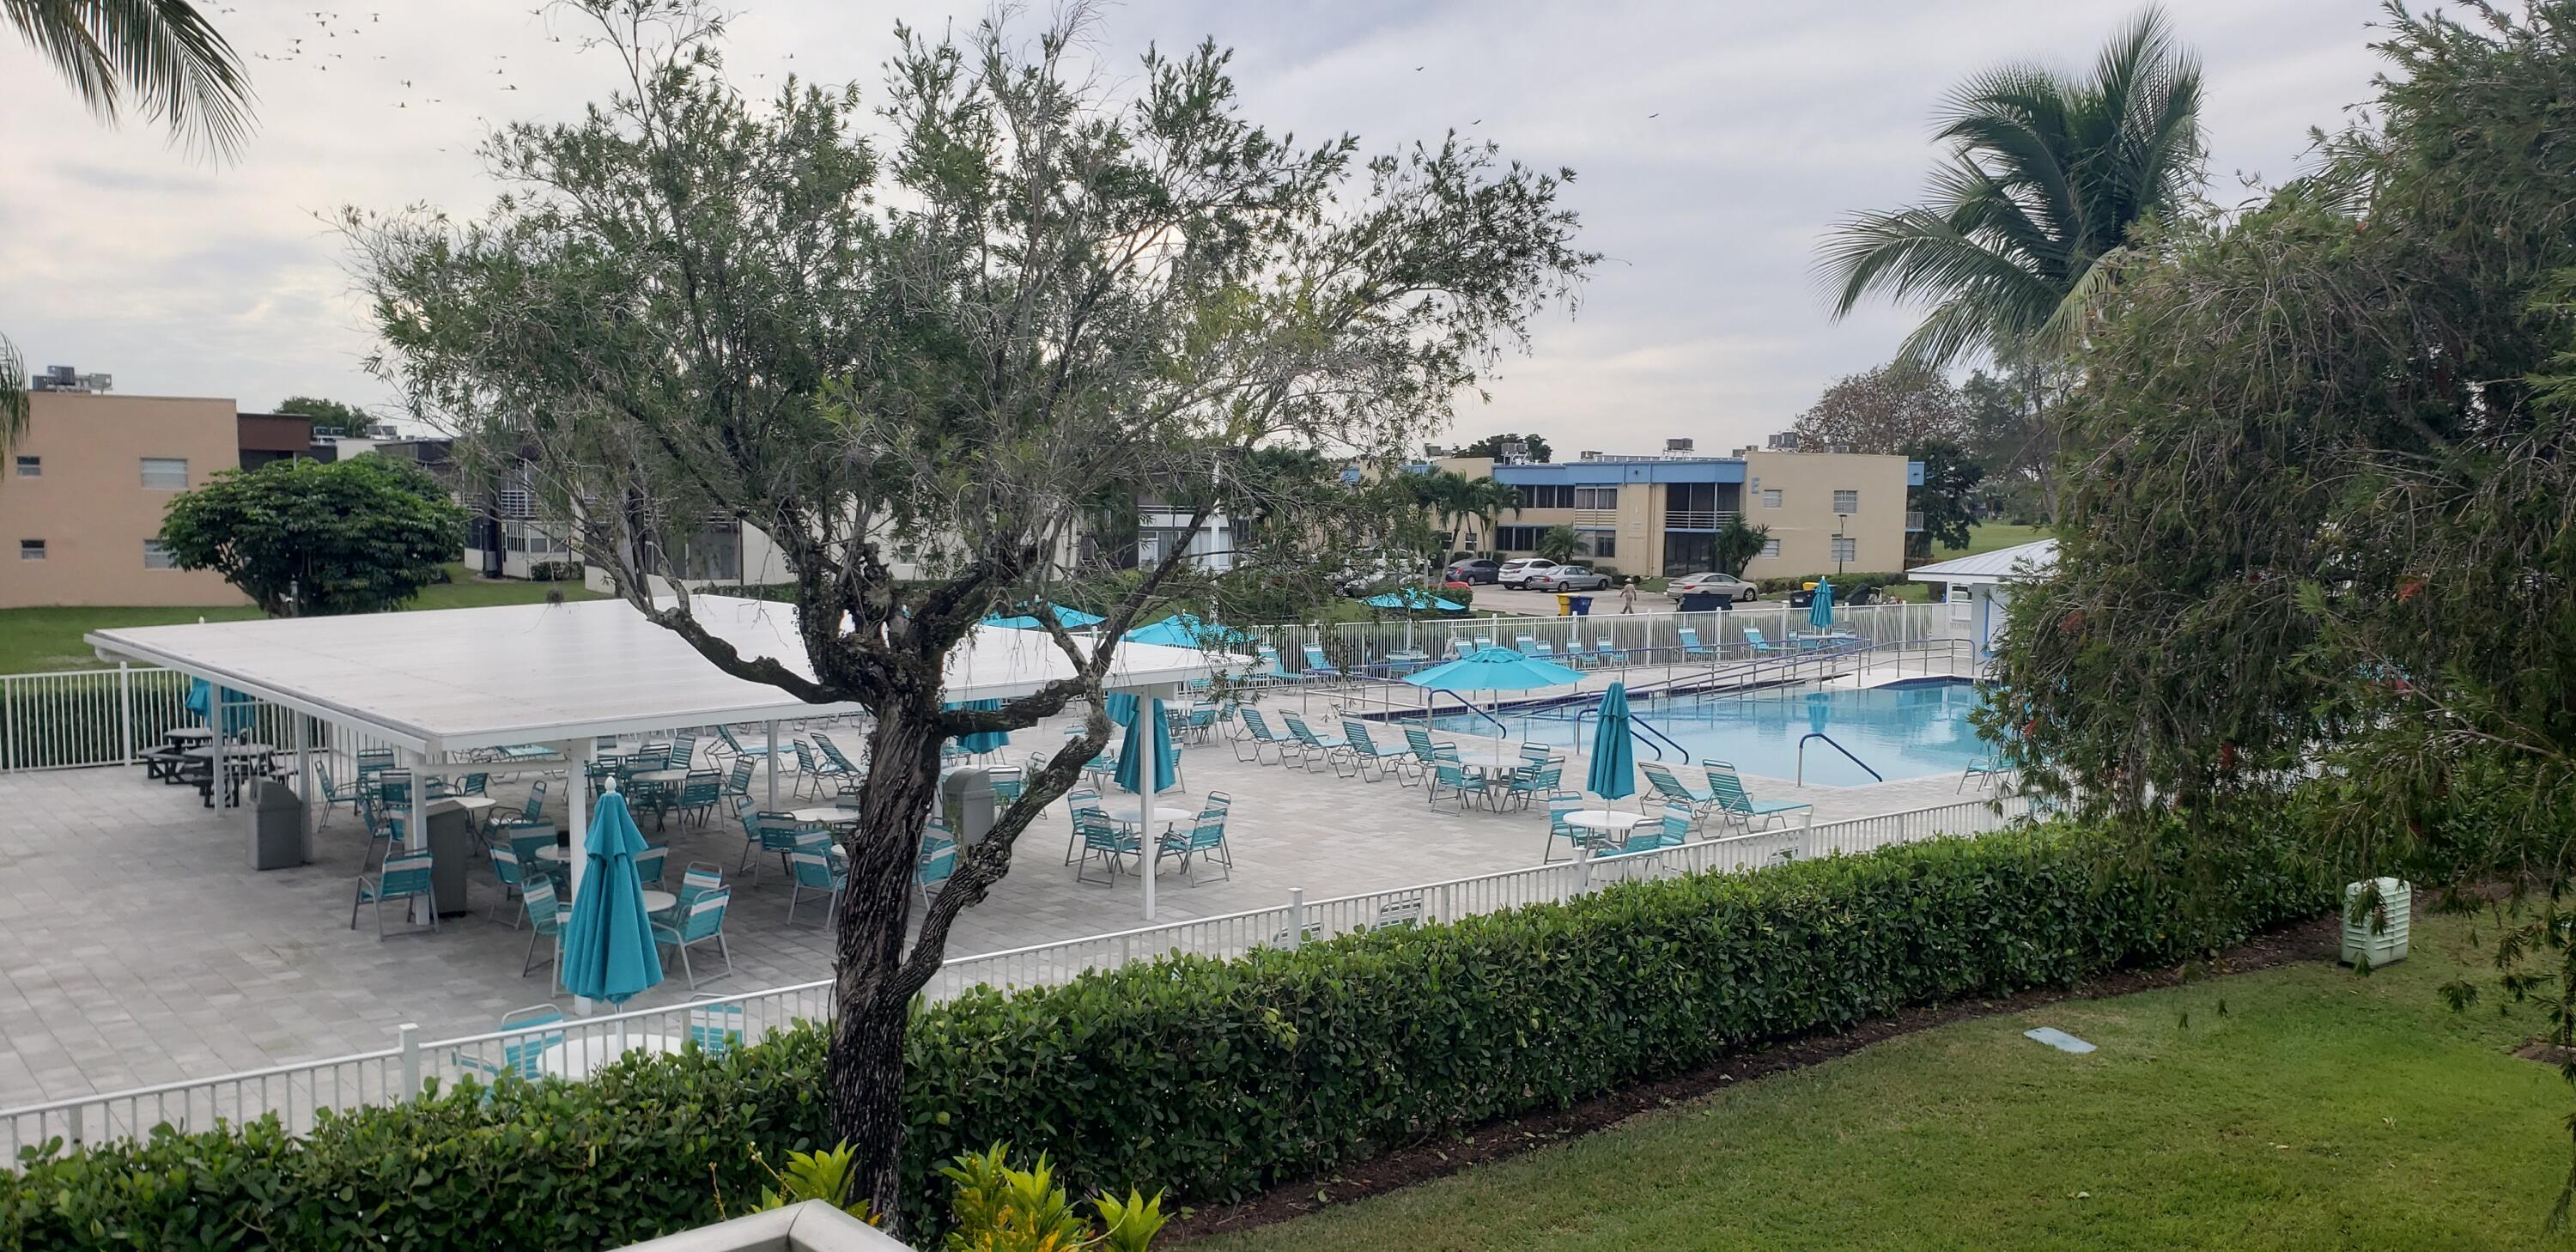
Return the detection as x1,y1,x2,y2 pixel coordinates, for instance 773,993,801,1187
1571,507,1619,528
1905,510,1926,532
1661,509,1739,532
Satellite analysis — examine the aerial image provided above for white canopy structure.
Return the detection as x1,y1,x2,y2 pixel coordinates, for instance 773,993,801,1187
1908,538,2057,661
88,595,1236,923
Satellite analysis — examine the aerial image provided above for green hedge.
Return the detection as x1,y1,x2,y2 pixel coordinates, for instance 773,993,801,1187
1,819,2333,1249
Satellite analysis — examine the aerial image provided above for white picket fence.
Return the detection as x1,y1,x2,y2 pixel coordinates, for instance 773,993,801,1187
0,793,2032,1164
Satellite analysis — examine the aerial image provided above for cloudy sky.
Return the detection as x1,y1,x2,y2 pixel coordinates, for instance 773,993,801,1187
1,0,2391,454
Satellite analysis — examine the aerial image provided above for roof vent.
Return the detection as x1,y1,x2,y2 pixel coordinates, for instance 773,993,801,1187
31,365,113,393
1664,437,1693,453
1579,450,1602,461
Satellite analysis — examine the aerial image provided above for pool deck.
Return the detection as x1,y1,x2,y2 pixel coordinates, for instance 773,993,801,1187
0,666,1996,1110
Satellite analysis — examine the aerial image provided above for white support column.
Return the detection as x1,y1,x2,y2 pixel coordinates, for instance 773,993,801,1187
294,714,314,861
406,751,428,852
764,720,780,808
567,738,592,903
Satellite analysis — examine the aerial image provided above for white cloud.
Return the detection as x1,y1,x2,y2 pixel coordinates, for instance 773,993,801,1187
0,0,2387,445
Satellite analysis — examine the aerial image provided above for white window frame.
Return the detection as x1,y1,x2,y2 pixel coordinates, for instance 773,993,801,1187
19,538,46,561
1832,489,1859,514
1831,536,1857,563
1761,489,1782,509
1760,538,1781,559
143,539,178,569
141,457,190,489
12,455,37,477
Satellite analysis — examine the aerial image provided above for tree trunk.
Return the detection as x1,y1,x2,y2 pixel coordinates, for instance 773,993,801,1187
829,694,945,1229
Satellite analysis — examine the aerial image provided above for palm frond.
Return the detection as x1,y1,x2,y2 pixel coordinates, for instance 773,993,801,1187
0,334,24,455
4,0,255,160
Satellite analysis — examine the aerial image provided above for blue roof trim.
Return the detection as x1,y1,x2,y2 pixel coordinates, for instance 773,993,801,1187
1907,460,1926,487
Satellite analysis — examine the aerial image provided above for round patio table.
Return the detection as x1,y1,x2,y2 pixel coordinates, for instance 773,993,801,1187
785,805,860,827
1565,810,1650,850
1445,745,1525,775
641,888,676,917
1099,800,1193,830
538,1032,683,1080
163,726,216,747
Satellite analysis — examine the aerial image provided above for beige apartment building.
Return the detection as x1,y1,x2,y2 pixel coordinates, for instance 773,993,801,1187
2,392,253,608
1433,444,1919,579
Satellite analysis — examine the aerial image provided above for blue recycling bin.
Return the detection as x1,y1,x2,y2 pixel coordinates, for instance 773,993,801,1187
1567,595,1595,616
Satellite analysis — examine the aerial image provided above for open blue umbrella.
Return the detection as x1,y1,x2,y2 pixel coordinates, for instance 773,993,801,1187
981,603,1107,631
560,791,665,1005
1364,590,1464,612
1402,647,1586,695
1104,692,1139,727
1587,682,1637,803
1123,613,1251,649
946,697,1009,754
1808,579,1835,630
185,678,258,736
1112,696,1177,795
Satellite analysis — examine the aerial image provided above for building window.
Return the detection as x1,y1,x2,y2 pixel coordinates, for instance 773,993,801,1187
143,539,176,569
1583,529,1616,557
1832,489,1859,514
1571,485,1619,511
1832,536,1857,563
12,455,37,477
1520,484,1574,509
18,539,45,561
1761,538,1782,559
141,457,189,489
1761,489,1783,508
1492,525,1546,550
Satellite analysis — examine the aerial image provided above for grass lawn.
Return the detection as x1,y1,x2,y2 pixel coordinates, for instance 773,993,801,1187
1203,912,2570,1252
0,563,603,673
1943,520,2053,556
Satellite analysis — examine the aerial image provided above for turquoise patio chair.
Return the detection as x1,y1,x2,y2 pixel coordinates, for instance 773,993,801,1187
1299,643,1343,683
676,771,722,826
313,763,363,829
1427,758,1492,811
1741,627,1778,656
1072,809,1137,885
486,843,532,925
1513,632,1538,653
1156,806,1234,884
349,848,438,940
1340,718,1399,782
1595,635,1623,666
1234,708,1290,765
1703,759,1814,830
914,838,957,905
686,995,747,1056
518,872,571,984
455,1005,566,1083
1503,763,1563,811
1639,760,1718,829
1676,626,1716,658
634,843,671,889
1061,787,1106,865
1397,726,1443,787
1544,791,1588,862
653,887,734,990
1279,712,1352,775
1959,751,2009,793
784,832,848,926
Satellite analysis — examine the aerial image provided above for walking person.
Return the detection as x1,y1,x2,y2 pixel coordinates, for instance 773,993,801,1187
1619,577,1639,614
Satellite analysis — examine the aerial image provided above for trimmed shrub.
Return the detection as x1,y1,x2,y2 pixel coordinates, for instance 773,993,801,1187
0,819,2332,1249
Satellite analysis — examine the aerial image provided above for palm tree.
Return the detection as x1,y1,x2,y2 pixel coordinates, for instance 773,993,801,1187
1819,8,2202,367
1457,477,1521,552
3,1,254,450
1534,526,1588,565
6,0,254,159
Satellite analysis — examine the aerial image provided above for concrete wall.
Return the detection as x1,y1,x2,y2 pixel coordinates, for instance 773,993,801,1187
0,392,251,608
1739,449,1911,579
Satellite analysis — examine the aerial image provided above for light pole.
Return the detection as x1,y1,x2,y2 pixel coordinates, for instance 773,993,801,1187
1834,513,1848,576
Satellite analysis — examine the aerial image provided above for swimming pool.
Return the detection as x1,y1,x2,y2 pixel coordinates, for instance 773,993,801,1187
1432,680,1992,787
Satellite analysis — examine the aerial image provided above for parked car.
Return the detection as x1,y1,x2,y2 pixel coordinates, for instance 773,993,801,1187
1497,557,1560,587
1528,565,1613,592
1443,558,1501,585
1667,572,1759,600
1334,548,1428,595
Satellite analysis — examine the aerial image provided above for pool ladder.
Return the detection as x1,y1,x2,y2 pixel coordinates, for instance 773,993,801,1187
1796,732,1885,785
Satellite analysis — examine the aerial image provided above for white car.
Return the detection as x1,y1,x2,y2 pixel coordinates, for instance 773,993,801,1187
1498,557,1560,587
1668,572,1759,600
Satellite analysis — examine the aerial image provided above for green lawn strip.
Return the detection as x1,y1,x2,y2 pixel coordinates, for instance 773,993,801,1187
1944,521,2053,556
1203,913,2566,1252
0,565,604,672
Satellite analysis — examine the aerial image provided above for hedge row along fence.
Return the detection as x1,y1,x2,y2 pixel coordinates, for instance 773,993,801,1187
0,818,2335,1249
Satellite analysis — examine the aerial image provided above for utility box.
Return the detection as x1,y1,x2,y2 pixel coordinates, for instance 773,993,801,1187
249,780,307,870
941,768,997,848
2342,878,2411,968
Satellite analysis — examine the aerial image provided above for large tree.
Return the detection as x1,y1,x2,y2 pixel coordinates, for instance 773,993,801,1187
275,395,373,437
1959,362,2065,522
1900,438,1982,558
1820,7,2202,365
1457,431,1552,462
1789,361,1968,453
1986,3,2576,1201
158,456,466,616
351,1,1589,1222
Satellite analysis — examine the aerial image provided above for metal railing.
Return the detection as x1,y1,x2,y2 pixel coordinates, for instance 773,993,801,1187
0,791,2032,1163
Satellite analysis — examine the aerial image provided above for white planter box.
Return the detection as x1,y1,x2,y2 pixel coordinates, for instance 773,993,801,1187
2342,878,2410,968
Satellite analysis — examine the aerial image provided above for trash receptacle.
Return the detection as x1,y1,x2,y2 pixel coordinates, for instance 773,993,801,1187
250,779,306,871
425,799,477,916
1714,593,1734,611
1567,595,1594,616
1554,593,1572,616
942,768,998,848
1675,592,1724,612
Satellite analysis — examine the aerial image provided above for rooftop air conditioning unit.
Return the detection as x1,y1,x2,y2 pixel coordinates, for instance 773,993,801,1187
1423,444,1447,458
1767,431,1801,451
1579,450,1602,461
1665,437,1694,453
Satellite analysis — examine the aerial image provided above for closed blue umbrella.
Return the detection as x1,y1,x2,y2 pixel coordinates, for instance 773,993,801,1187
1112,696,1177,795
1105,693,1139,727
185,678,257,736
981,603,1107,630
1587,682,1637,803
946,697,1009,754
560,791,664,1005
1808,579,1835,630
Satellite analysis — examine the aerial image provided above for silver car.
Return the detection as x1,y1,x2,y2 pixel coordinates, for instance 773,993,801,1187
1528,565,1613,592
1668,572,1759,600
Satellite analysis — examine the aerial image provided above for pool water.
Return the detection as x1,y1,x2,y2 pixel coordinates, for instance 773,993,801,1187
1435,680,1993,787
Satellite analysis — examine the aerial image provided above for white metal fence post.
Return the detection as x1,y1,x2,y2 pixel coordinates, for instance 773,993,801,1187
117,662,135,765
1800,807,1819,860
1286,888,1304,950
397,1023,421,1097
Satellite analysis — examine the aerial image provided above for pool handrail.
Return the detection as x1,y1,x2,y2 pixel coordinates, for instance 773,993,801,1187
1796,731,1886,785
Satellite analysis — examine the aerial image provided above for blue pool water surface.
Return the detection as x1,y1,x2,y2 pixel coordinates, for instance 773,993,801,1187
1432,680,1992,787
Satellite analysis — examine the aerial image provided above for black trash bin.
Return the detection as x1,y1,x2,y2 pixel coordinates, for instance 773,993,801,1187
1674,592,1725,612
249,779,307,870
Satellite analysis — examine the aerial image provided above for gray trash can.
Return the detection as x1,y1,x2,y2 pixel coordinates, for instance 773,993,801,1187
941,768,998,848
424,799,477,916
250,779,307,871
